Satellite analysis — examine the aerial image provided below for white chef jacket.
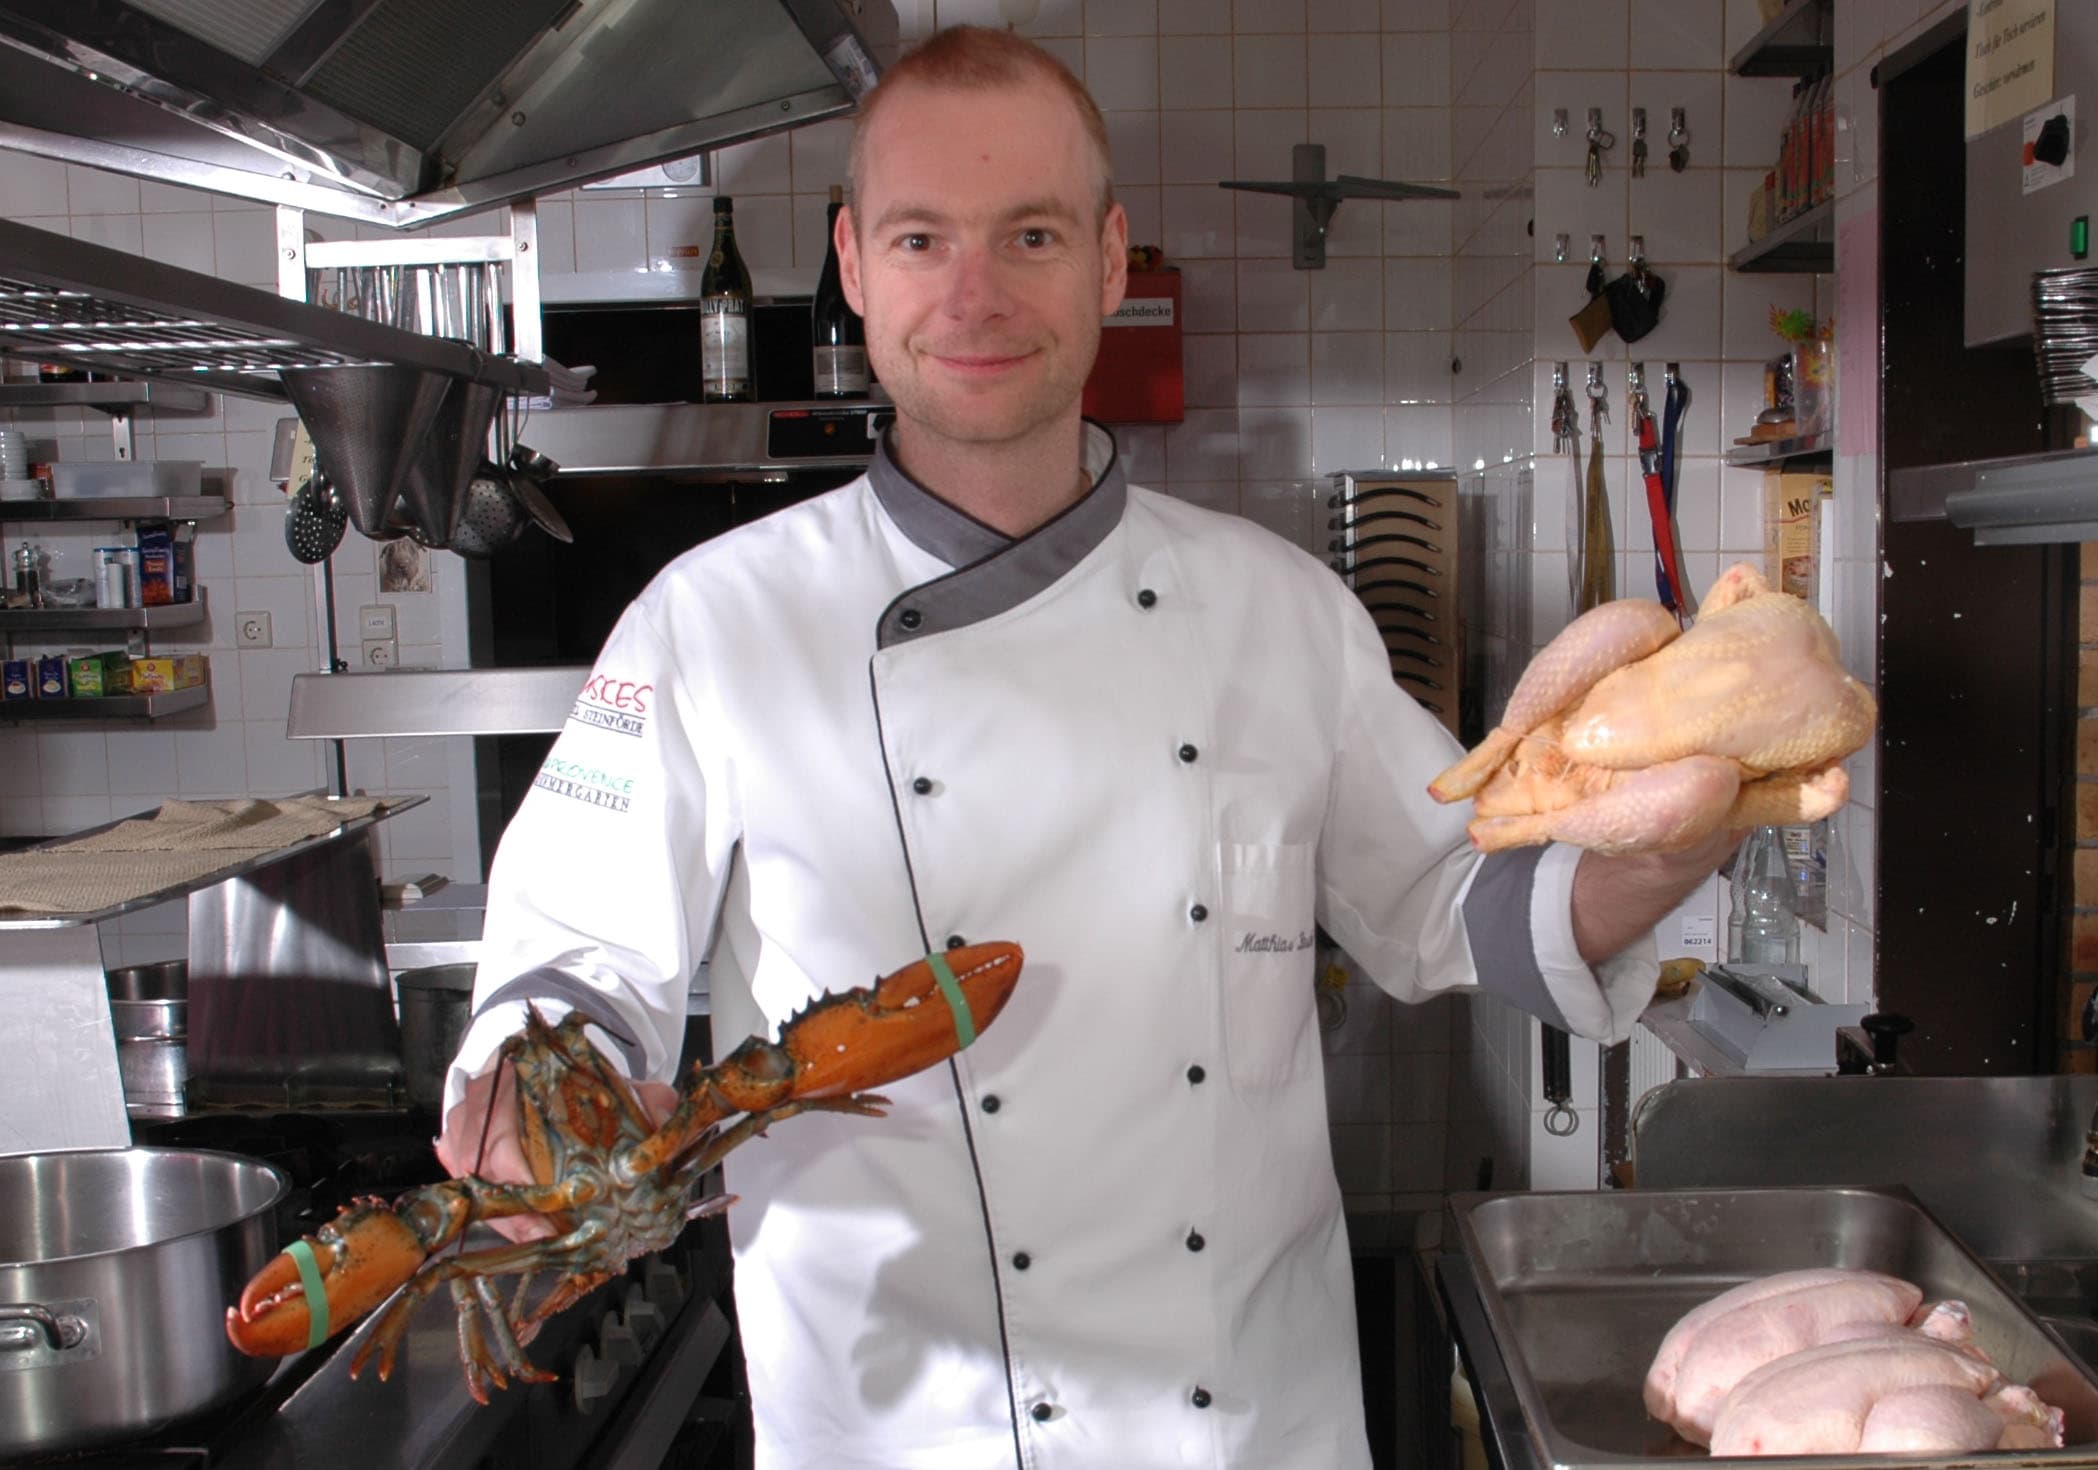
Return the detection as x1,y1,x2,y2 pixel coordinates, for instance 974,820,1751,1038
452,424,1658,1469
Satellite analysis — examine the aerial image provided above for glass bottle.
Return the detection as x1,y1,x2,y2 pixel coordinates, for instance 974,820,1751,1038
1728,825,1801,967
699,196,753,403
811,185,869,399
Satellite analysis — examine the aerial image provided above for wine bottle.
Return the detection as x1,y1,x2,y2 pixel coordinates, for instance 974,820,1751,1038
811,185,869,399
699,196,753,403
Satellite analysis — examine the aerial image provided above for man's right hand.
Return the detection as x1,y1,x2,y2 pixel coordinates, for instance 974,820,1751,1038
435,1054,680,1244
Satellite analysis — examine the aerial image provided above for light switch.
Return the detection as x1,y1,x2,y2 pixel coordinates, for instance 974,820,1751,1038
357,603,395,640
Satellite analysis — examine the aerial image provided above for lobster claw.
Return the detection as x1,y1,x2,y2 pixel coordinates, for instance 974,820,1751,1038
225,1201,434,1360
778,941,1024,1099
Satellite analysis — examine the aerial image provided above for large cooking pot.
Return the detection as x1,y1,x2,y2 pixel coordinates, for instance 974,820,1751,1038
0,1148,286,1457
107,960,189,1118
395,962,475,1110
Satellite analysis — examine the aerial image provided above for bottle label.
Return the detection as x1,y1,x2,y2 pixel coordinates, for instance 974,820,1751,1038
814,345,870,395
700,308,750,395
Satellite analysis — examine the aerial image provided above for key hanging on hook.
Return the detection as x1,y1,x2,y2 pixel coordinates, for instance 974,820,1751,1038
1586,360,1609,438
1668,107,1691,172
1627,362,1648,422
1585,107,1616,187
1631,107,1648,179
1551,362,1578,454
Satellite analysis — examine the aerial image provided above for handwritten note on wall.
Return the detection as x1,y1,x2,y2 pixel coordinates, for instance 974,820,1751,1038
1967,0,2056,138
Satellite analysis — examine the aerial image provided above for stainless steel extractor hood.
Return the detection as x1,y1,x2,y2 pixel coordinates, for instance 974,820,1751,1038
0,0,878,228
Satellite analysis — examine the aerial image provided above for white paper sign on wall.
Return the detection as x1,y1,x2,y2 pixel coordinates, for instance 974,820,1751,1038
1967,0,2057,139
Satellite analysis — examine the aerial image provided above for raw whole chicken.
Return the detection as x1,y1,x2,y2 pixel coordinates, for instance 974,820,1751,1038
1427,564,1877,855
1643,1268,1923,1444
1647,1268,2067,1457
1708,1335,2065,1456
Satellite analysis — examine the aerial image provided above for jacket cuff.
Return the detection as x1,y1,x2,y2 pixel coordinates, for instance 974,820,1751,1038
1529,842,1660,1044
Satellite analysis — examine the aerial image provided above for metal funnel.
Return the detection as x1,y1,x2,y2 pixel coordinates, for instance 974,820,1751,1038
396,377,501,548
281,365,451,537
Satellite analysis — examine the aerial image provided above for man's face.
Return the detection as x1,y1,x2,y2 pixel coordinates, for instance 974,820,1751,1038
839,77,1128,452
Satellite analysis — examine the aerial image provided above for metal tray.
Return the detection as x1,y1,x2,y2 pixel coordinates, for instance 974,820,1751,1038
1452,1187,2098,1467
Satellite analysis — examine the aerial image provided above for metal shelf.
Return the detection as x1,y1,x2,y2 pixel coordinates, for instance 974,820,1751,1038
0,590,208,633
1724,431,1833,468
0,493,230,523
0,218,549,403
0,685,210,722
0,381,212,413
1729,199,1835,273
0,793,422,928
1730,0,1834,76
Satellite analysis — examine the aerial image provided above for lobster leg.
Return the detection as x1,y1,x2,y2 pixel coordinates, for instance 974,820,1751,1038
228,1174,601,1360
350,1217,612,1400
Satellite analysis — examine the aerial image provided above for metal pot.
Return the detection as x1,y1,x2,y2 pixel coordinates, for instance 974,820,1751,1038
0,1147,286,1457
107,961,188,1118
395,963,476,1111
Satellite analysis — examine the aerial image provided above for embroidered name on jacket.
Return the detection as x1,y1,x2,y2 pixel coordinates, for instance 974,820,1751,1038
534,756,635,812
569,675,653,737
1237,930,1315,954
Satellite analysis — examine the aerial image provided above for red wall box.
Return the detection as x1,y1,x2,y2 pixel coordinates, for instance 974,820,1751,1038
1082,269,1184,425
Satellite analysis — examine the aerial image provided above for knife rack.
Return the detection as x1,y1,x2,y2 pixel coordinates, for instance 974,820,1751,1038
1328,470,1463,736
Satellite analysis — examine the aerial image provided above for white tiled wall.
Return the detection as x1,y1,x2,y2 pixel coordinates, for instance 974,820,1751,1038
4,0,1918,1196
544,0,1462,551
0,162,484,963
1442,0,1910,1189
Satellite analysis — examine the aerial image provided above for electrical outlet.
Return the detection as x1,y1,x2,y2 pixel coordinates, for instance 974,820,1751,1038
357,603,396,640
236,611,272,648
361,638,397,669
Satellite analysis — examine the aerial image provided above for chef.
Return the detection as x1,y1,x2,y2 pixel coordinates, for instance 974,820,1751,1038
440,24,1735,1470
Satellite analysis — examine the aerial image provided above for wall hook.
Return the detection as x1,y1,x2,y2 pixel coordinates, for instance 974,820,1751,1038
1554,232,1569,262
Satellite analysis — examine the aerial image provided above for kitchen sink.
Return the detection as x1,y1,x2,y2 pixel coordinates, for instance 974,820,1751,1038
1990,1258,2098,1379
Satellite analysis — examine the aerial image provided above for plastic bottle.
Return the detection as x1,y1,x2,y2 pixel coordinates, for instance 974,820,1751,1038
1728,826,1801,967
1779,820,1827,929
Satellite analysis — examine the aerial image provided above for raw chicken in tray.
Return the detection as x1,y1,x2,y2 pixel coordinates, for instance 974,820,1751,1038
1451,1187,2098,1467
1647,1267,2064,1453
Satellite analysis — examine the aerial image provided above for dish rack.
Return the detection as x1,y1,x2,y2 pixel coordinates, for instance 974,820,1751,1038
1327,470,1463,736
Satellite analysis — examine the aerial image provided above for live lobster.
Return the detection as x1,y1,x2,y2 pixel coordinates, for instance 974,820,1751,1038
224,942,1024,1401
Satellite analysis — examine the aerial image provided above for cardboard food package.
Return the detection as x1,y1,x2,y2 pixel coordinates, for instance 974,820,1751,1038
66,651,132,697
1763,470,1829,602
129,653,207,693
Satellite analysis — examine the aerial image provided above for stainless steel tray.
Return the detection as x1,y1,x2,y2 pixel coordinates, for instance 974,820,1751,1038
1452,1187,2098,1468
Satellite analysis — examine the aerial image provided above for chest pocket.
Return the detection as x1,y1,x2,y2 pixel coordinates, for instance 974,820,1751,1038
1218,842,1317,1087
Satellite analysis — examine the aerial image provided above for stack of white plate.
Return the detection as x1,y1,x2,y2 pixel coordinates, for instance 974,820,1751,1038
2031,266,2098,405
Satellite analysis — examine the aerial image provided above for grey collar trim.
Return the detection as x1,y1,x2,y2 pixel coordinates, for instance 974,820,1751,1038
871,422,1127,648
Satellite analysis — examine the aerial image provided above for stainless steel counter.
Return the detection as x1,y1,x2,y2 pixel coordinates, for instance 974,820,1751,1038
1633,1075,2098,1263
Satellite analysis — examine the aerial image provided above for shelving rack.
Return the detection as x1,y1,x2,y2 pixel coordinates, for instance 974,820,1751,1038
1724,431,1834,470
1730,0,1835,78
0,380,212,461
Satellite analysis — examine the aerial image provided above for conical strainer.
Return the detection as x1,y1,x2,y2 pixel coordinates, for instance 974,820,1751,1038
395,377,501,548
280,365,451,536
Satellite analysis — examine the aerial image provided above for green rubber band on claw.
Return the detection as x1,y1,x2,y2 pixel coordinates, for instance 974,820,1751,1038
926,951,976,1050
284,1237,329,1351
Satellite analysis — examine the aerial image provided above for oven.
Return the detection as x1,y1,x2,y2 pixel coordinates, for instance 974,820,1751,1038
463,302,889,861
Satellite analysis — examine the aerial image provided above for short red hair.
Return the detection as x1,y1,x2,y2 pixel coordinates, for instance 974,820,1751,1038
847,25,1115,222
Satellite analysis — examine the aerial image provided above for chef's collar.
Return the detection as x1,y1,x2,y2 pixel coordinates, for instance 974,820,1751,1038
869,421,1127,648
